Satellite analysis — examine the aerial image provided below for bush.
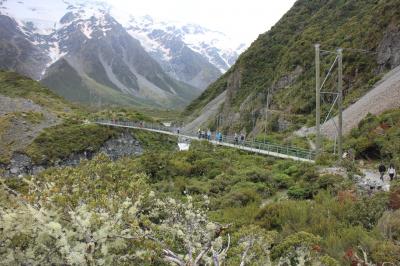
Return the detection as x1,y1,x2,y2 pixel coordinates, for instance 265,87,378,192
370,241,400,265
255,200,311,231
270,231,321,261
317,174,344,190
389,182,400,210
245,168,272,183
209,175,232,195
272,173,293,189
346,193,389,230
221,187,261,208
287,185,313,200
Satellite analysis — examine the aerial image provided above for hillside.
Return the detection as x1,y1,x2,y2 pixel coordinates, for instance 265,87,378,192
185,0,400,135
0,71,71,164
297,65,400,138
0,71,175,175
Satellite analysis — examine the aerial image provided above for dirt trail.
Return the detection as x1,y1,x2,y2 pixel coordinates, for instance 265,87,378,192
183,90,227,133
296,65,400,138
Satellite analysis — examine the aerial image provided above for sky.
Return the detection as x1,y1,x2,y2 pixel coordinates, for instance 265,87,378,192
108,0,297,45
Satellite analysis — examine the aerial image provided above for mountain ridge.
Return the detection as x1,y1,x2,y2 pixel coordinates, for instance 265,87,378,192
0,0,245,108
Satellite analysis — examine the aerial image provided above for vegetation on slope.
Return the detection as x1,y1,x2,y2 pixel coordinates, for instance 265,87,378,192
346,108,400,164
2,140,400,264
0,70,74,114
185,0,400,133
0,71,172,165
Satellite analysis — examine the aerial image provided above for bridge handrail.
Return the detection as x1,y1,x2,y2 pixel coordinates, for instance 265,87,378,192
94,120,316,160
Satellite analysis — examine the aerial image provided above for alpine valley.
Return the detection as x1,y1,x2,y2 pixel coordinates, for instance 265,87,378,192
0,0,245,108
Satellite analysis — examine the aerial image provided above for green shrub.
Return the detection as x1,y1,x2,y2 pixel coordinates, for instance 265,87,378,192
245,168,272,183
346,193,389,230
371,241,400,265
317,174,344,190
287,185,313,200
220,187,261,208
272,173,293,189
270,231,321,261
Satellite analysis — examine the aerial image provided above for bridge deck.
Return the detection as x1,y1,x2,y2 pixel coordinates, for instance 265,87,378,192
94,121,315,163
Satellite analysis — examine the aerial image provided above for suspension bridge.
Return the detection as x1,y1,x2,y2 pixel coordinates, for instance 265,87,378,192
94,120,316,163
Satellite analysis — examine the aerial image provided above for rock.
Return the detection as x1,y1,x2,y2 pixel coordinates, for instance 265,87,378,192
377,23,400,71
99,133,143,160
0,133,143,177
10,167,19,174
32,166,45,175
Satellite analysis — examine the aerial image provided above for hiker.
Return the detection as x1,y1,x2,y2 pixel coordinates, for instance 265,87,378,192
378,163,386,181
216,132,222,142
234,133,239,145
177,127,180,134
198,128,201,139
240,133,245,145
388,164,396,181
207,129,211,140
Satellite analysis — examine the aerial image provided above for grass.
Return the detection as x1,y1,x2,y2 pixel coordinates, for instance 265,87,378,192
13,112,45,124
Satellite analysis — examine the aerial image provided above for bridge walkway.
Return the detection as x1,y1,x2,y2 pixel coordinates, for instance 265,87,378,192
94,120,316,163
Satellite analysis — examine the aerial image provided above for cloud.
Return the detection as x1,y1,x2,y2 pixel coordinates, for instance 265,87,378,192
107,0,296,44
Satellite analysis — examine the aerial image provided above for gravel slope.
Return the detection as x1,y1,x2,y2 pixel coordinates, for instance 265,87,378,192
296,65,400,138
183,90,227,133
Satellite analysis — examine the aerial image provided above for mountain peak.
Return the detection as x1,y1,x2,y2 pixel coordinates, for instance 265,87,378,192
124,15,246,74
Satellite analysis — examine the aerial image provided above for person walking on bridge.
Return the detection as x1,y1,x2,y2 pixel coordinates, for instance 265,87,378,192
207,129,211,140
216,132,222,142
234,133,239,145
388,164,396,181
378,162,386,181
240,133,245,145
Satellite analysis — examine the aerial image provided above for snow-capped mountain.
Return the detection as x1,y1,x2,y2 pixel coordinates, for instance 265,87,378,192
124,16,246,89
0,0,245,107
0,0,201,107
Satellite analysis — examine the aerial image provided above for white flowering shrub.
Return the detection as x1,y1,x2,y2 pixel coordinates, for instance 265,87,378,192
147,194,230,266
0,191,151,265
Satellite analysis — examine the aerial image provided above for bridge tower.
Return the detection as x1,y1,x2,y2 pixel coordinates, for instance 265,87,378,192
314,45,343,160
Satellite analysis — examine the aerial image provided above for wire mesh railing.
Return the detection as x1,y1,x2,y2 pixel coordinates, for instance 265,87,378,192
94,120,316,161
